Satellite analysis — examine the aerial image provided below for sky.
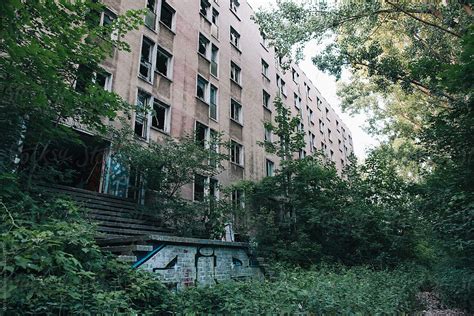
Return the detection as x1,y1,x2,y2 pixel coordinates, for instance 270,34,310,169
247,0,380,159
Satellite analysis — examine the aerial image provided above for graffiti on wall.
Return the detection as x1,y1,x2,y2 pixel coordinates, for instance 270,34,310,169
139,244,263,289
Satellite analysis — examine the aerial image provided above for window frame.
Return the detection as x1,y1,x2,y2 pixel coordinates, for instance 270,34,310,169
155,45,173,79
198,33,211,59
209,84,218,120
151,99,171,133
230,62,241,85
138,36,156,83
261,59,269,78
196,75,209,102
266,159,274,177
210,44,219,77
230,27,240,50
230,98,243,124
230,0,240,14
134,90,153,140
230,140,244,166
160,0,176,31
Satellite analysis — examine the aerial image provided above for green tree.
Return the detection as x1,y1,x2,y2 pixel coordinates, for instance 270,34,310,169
255,1,473,308
0,0,143,181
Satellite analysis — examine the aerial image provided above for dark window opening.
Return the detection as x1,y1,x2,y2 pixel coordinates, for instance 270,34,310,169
160,1,174,29
194,174,206,201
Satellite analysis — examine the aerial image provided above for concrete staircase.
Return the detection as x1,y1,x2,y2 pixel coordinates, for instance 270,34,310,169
43,185,265,277
43,184,172,238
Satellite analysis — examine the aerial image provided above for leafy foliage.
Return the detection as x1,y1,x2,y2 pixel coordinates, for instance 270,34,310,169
173,264,429,314
255,1,473,309
0,0,143,177
0,177,171,314
111,126,231,238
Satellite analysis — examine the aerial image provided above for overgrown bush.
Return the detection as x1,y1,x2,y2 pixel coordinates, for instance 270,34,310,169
0,177,171,314
172,264,429,314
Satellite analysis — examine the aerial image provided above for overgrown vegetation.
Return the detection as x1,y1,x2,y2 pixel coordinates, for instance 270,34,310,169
1,0,472,313
173,264,429,314
255,0,473,311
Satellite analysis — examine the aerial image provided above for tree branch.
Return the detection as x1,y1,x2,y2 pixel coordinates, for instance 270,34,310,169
386,1,462,38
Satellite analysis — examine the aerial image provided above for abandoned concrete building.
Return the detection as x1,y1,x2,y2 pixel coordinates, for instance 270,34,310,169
61,0,354,201
28,0,354,288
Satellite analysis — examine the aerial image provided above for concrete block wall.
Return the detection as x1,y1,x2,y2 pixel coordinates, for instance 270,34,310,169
140,244,263,290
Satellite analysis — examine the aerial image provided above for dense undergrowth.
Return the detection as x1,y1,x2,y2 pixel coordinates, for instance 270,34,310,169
173,264,429,314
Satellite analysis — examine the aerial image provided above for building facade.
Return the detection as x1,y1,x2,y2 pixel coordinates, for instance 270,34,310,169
94,0,353,201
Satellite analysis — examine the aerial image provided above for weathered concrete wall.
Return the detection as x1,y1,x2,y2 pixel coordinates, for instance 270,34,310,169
139,244,263,290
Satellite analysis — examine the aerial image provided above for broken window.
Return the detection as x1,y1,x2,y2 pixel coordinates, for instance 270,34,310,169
139,37,154,81
151,100,170,132
160,1,175,29
156,46,172,77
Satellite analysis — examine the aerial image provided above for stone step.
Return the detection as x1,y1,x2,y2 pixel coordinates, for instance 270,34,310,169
117,255,137,263
101,244,154,254
92,219,169,233
88,213,162,226
40,184,137,206
97,226,171,237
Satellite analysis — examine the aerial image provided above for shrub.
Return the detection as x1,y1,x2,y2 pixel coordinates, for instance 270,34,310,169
172,264,429,314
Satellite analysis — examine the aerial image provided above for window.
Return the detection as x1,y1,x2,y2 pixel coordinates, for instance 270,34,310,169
230,99,242,123
230,27,240,49
194,174,206,201
263,90,271,109
209,129,219,167
197,76,209,101
299,150,306,159
210,44,219,77
156,46,172,78
151,100,170,132
328,129,332,142
306,84,311,99
261,59,269,77
266,160,274,177
210,85,218,120
212,8,219,25
309,132,316,152
260,30,268,47
264,126,272,142
135,91,151,138
330,149,334,160
316,97,321,110
341,159,345,167
101,8,118,40
232,190,245,209
145,0,157,29
200,0,211,18
230,0,240,14
276,75,286,96
194,175,219,202
230,62,241,84
198,33,210,58
139,37,155,82
294,93,301,109
195,121,208,148
95,71,112,92
160,1,175,30
292,68,299,83
319,119,324,133
209,178,219,199
307,107,314,125
297,122,304,133
325,107,330,121
230,141,244,166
